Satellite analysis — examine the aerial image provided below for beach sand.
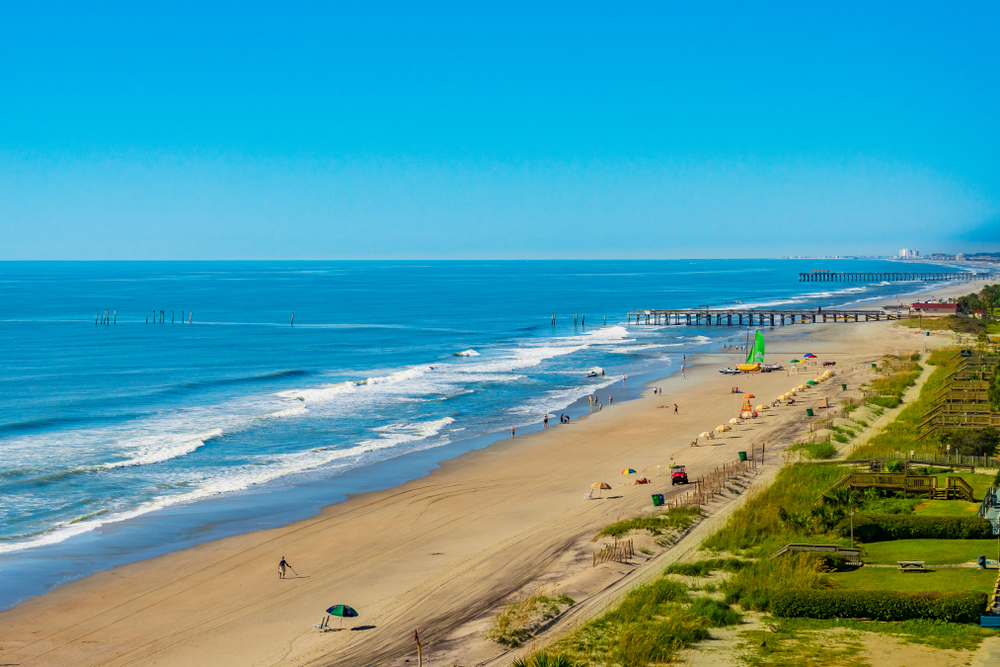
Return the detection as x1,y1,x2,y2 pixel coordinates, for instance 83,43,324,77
0,283,975,667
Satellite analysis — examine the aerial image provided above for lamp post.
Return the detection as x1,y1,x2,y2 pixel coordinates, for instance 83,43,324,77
850,509,856,549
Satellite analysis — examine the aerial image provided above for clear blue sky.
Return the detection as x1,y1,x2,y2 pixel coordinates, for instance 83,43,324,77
1,1,997,259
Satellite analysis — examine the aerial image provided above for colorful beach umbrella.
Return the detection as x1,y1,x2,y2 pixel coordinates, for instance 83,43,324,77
804,353,816,358
622,468,636,475
742,393,755,398
325,604,359,628
789,359,801,363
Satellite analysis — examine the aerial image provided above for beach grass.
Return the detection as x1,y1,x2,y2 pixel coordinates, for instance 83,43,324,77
486,591,575,647
596,506,701,540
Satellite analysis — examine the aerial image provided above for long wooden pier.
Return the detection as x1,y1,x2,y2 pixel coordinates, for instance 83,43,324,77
627,309,898,326
799,271,991,282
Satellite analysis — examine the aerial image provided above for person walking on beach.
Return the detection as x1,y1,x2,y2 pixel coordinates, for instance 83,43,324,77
622,373,626,385
511,426,515,438
609,394,613,405
674,403,678,414
680,364,686,378
543,414,549,428
278,556,293,579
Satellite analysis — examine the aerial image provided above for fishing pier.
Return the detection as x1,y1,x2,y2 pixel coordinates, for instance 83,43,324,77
798,271,991,282
626,309,900,326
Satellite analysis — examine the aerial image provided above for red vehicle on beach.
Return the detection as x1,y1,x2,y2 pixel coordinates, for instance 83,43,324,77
670,465,688,485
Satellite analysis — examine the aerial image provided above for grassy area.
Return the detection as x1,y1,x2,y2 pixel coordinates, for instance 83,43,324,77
898,315,990,335
486,592,575,647
831,567,998,594
663,558,750,577
740,617,999,666
701,464,847,557
860,539,1000,565
851,349,962,459
596,505,701,539
789,441,838,460
551,577,741,665
912,499,981,517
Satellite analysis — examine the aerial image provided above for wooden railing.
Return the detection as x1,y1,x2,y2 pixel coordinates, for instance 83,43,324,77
831,473,937,497
769,543,862,566
947,477,975,502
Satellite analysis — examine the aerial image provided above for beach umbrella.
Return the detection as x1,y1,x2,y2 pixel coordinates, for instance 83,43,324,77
797,384,808,390
742,393,755,398
755,404,767,410
325,604,359,628
804,353,817,358
699,431,713,439
591,481,612,497
622,468,636,475
729,417,740,425
789,359,801,364
716,424,732,432
806,381,817,386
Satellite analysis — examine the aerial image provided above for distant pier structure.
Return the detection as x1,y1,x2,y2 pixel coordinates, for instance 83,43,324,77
627,309,901,326
799,270,991,282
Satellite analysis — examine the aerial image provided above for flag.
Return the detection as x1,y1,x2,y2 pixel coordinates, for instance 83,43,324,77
414,629,421,648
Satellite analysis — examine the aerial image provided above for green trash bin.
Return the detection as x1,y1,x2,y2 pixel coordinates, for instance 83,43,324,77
842,384,847,391
871,363,877,369
926,332,930,336
806,408,814,417
652,493,663,507
738,451,747,461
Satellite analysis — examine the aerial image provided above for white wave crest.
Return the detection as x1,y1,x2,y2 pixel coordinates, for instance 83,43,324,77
99,429,223,470
456,349,480,357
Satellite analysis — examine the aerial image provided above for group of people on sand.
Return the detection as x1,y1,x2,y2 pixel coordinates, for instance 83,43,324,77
729,386,741,393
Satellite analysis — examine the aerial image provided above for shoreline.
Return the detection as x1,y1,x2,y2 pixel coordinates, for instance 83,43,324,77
0,280,961,666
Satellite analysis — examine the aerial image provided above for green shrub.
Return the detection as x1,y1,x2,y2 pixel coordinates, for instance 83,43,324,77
842,514,993,542
512,653,579,667
832,433,849,443
771,590,987,624
868,396,902,408
790,441,838,459
664,558,751,577
854,419,869,427
688,597,742,626
886,460,905,473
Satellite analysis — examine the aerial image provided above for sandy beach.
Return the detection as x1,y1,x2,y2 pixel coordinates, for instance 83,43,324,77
0,280,979,667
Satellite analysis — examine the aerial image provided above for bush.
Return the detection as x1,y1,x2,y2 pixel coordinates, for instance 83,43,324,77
841,514,993,542
941,427,1000,457
664,558,751,577
723,554,839,611
790,441,838,459
868,396,902,409
771,590,987,624
687,597,742,626
886,460,905,473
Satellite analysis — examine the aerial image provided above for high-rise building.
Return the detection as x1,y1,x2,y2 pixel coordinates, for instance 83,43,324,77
899,249,920,258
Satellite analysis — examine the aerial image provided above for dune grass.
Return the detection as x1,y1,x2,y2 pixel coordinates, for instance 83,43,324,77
486,592,576,647
851,349,962,459
596,506,701,539
553,577,741,666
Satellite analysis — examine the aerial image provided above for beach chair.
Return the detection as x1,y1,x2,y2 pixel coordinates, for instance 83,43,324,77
313,615,330,631
583,490,594,500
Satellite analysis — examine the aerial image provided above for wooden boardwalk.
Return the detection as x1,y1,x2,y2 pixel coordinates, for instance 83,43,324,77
799,271,991,282
626,309,899,326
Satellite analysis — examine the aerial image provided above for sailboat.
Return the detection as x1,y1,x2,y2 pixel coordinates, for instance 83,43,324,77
737,330,765,372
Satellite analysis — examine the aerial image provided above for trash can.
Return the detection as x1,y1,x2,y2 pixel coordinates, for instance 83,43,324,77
926,332,930,336
806,408,814,417
842,384,847,391
738,451,747,461
652,493,663,507
978,555,986,569
871,363,877,369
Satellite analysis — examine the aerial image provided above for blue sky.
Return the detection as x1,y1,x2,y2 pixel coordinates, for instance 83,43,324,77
0,1,997,259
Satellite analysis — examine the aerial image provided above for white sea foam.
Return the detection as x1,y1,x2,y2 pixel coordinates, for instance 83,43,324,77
99,429,223,470
456,349,480,357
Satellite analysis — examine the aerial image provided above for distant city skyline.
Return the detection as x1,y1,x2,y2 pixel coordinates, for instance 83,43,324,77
0,1,997,260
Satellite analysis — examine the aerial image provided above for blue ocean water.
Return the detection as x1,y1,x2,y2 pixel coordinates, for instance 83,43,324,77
0,259,958,607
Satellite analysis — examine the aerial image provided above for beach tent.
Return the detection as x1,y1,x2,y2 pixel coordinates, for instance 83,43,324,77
590,481,612,497
716,424,732,432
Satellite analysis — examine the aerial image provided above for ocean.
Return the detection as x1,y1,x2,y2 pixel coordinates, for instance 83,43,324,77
0,259,961,608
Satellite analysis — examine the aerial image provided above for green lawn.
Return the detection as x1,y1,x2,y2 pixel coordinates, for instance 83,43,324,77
912,499,981,517
861,539,1000,565
832,566,998,594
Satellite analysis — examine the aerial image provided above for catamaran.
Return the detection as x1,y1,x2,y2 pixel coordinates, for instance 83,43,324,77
737,330,765,372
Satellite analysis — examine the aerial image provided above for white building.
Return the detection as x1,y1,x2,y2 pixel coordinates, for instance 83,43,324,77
957,253,966,261
899,249,920,258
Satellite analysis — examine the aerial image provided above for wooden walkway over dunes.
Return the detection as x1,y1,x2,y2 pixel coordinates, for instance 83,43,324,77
829,472,974,500
798,271,991,282
917,351,1000,440
626,309,898,326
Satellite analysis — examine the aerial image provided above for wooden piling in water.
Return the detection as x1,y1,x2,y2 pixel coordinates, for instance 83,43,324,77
291,313,295,326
